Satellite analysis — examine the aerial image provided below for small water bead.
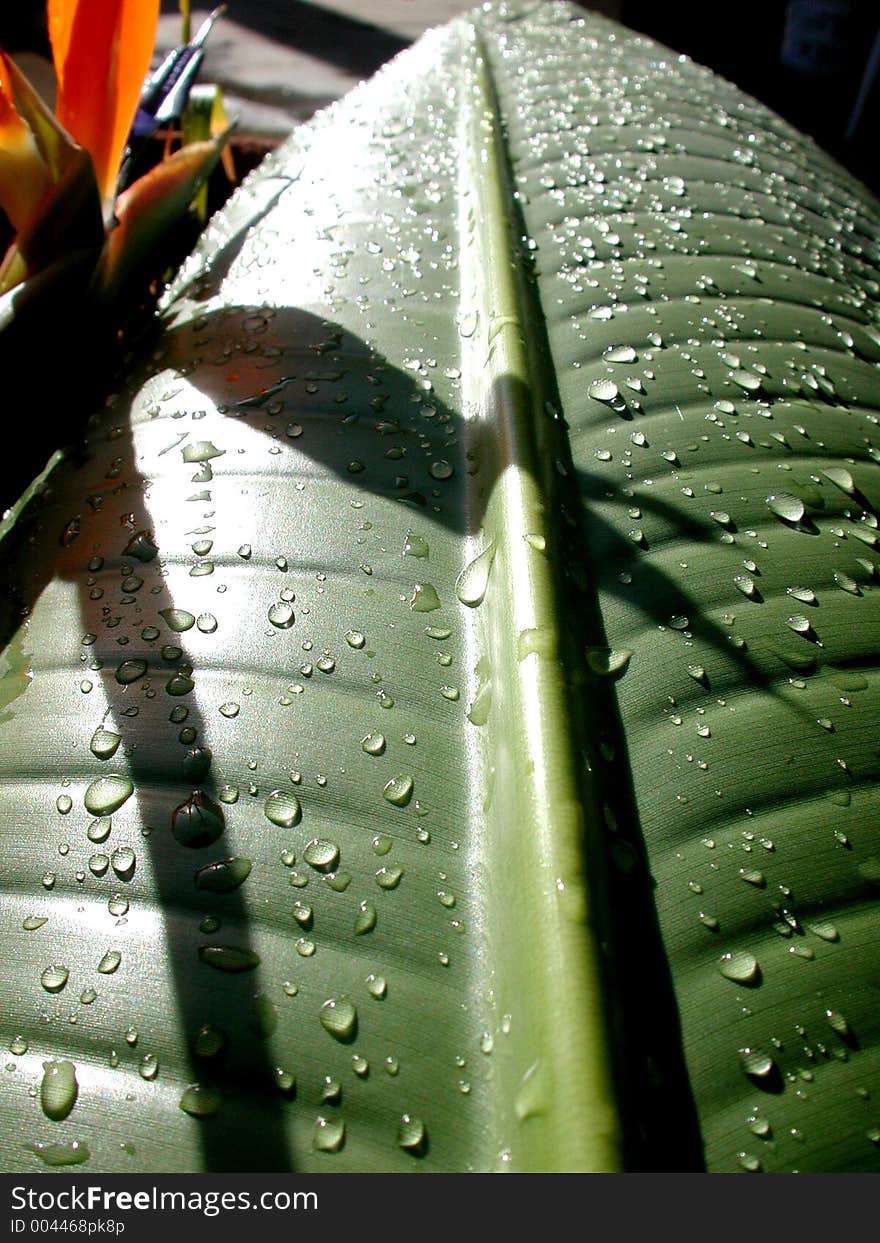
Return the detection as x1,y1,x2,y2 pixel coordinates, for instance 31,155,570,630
268,602,295,629
366,973,387,999
808,921,839,942
718,951,760,984
398,1114,427,1155
25,1140,91,1167
429,460,453,480
361,732,386,756
375,865,403,890
22,916,48,931
55,795,73,815
292,901,312,929
179,1084,222,1118
194,1025,227,1060
410,582,441,612
324,871,351,892
264,789,301,828
320,998,357,1041
42,872,56,890
138,1053,159,1081
41,965,69,993
79,989,97,1005
382,775,413,807
313,1117,345,1153
787,586,816,605
300,839,338,872
296,939,316,957
604,344,638,364
89,728,121,761
826,1010,853,1039
669,615,689,631
355,900,377,935
197,613,218,634
108,894,128,917
403,531,429,558
786,614,812,636
345,630,366,649
740,1049,777,1083
833,571,861,595
97,950,122,974
738,869,766,887
789,944,815,960
737,1152,762,1173
40,1061,78,1120
351,1055,369,1078
219,703,240,721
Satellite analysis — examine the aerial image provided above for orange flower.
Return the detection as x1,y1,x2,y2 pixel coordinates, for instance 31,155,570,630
49,0,160,209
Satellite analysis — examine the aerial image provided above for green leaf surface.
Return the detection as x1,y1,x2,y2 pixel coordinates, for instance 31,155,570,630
0,1,879,1173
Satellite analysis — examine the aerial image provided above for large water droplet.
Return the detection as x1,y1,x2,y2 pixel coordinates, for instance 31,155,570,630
264,789,301,828
355,900,377,935
410,582,441,612
320,998,357,1041
40,965,69,993
40,1060,78,1120
179,1084,222,1117
361,732,386,756
313,1116,345,1152
766,493,805,523
383,775,413,807
397,1113,427,1154
90,728,121,760
268,602,295,629
115,659,148,685
159,609,195,633
304,839,339,871
84,775,133,816
172,792,225,847
195,858,252,893
718,951,760,983
455,542,496,608
198,945,260,973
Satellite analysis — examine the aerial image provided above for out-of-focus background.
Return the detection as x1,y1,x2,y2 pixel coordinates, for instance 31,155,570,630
2,0,878,190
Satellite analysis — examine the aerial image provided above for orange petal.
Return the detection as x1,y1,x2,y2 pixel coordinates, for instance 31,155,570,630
49,0,159,206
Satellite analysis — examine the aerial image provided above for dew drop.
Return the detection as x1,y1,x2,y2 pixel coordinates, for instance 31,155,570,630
40,1064,78,1123
320,998,357,1041
264,789,301,828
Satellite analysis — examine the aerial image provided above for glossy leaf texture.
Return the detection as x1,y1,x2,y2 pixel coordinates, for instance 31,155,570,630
0,1,879,1173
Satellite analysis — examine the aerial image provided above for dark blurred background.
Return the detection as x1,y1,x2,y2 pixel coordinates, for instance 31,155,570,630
1,1,877,191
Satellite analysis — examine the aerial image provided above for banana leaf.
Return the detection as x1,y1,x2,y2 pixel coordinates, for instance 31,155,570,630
1,0,879,1174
